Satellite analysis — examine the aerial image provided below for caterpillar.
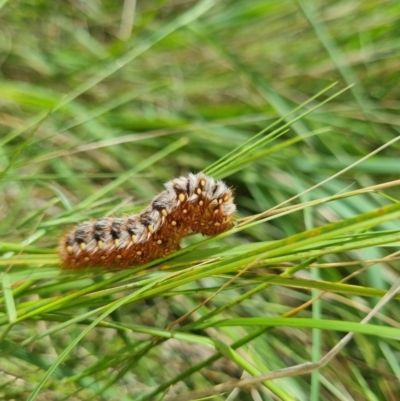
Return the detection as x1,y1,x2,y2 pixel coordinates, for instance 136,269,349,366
59,173,236,269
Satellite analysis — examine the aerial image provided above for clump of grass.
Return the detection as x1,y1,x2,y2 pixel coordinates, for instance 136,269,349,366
1,1,400,401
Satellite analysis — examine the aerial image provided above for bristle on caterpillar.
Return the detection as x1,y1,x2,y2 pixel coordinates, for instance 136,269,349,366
59,173,236,269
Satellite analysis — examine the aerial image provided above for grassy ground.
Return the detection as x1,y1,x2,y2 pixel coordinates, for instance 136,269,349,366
1,1,400,400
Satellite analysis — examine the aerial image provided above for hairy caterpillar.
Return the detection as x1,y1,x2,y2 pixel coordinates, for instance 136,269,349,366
60,173,236,269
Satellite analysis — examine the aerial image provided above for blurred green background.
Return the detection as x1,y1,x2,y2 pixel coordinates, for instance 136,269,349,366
1,1,399,400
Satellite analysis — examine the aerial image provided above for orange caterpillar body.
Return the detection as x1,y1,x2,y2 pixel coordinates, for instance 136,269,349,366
60,173,236,269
